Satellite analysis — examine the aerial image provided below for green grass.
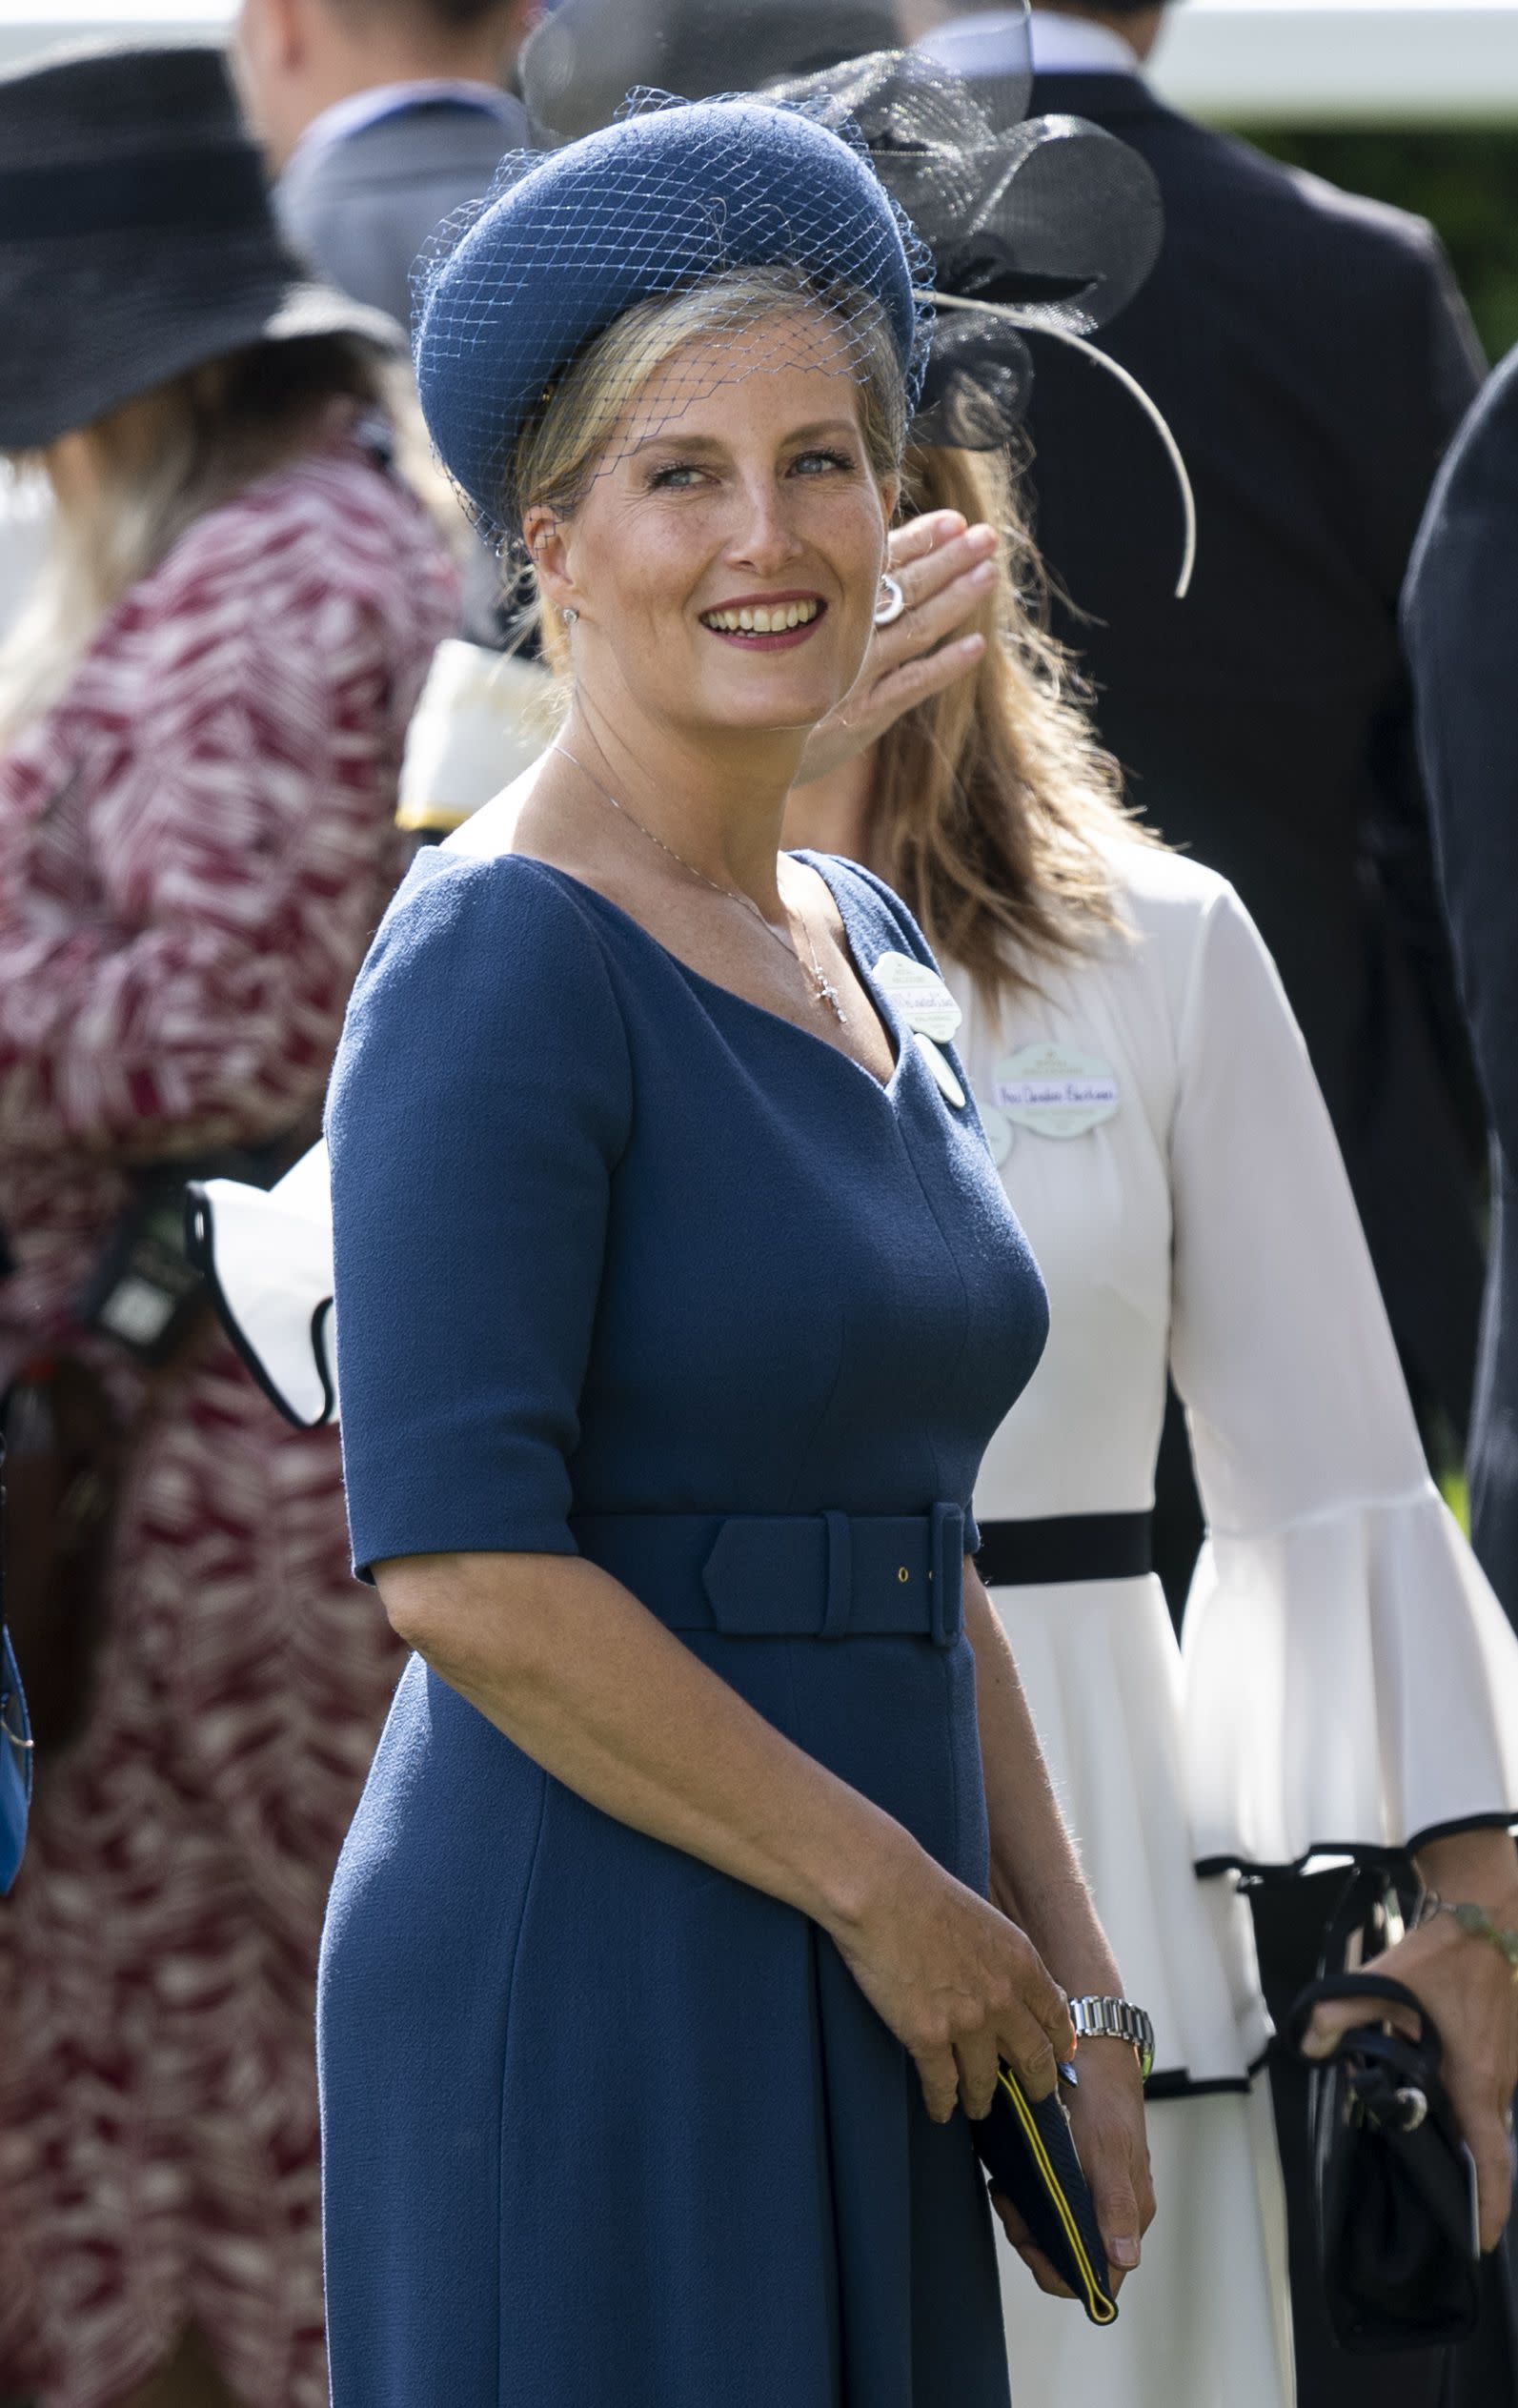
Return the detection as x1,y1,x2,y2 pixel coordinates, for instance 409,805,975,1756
1439,1468,1472,1535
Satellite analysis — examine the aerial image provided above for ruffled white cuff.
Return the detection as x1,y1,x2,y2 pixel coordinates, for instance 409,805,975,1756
189,1144,336,1428
1182,1481,1518,1872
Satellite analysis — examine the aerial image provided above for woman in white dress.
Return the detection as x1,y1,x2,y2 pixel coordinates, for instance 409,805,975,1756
778,437,1518,2408
192,437,1518,2401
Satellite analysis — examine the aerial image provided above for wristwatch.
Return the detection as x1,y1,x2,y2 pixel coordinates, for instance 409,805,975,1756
1068,1995,1155,2082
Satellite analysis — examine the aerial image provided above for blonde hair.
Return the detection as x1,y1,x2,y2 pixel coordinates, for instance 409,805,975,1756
0,337,446,739
515,267,906,545
872,442,1152,1005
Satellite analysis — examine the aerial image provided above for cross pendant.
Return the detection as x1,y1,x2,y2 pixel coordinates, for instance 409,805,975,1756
816,977,847,1027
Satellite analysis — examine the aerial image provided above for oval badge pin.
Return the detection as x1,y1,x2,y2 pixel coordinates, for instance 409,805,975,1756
872,951,962,1043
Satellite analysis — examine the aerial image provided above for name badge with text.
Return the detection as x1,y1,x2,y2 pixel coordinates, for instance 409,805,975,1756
993,1043,1120,1140
872,951,962,1043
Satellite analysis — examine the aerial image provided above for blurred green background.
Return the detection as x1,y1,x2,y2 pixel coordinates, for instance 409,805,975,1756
1243,127,1518,362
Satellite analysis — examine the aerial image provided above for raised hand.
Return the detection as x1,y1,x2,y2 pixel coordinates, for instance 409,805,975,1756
794,510,997,786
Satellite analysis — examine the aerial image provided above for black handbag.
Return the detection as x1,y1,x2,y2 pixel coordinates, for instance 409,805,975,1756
1,1132,317,1762
1286,1972,1482,2354
0,1353,127,1757
971,2065,1118,2326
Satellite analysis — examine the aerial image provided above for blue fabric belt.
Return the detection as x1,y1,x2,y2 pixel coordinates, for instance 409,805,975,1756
570,1506,967,1647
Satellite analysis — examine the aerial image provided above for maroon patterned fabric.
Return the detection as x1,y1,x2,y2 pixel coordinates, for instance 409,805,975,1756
0,435,458,2408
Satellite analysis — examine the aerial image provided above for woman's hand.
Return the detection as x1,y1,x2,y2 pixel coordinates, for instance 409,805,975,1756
1304,1831,1518,2253
828,1830,1076,2123
991,2036,1155,2298
793,512,995,786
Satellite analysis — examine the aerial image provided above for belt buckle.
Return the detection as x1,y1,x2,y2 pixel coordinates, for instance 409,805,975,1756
929,1504,964,1647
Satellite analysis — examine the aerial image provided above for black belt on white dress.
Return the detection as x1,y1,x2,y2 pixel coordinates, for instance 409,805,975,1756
976,1514,1154,1588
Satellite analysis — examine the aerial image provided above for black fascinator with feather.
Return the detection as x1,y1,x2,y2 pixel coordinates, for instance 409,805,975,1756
519,0,1193,594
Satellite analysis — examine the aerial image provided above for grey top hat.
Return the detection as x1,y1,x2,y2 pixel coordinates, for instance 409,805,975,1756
0,42,404,453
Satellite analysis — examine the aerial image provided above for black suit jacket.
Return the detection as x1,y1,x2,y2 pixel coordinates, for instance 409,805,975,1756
1405,352,1518,1616
1020,71,1488,1432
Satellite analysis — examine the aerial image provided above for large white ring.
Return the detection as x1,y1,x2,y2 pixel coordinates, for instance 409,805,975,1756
873,574,906,628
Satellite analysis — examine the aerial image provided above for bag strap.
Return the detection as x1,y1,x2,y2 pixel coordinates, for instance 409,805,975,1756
1285,1973,1441,2069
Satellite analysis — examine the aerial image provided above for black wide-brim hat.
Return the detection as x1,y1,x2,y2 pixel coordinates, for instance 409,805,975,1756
0,41,404,453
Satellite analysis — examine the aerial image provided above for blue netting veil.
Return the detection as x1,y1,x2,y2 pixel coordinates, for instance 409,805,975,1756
412,88,934,549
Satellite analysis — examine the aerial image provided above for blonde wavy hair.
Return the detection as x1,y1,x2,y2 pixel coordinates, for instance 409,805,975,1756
875,442,1151,1004
0,338,449,741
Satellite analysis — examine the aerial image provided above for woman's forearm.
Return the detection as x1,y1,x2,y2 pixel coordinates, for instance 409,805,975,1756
378,1548,1090,2125
377,1548,920,1941
964,1568,1123,1994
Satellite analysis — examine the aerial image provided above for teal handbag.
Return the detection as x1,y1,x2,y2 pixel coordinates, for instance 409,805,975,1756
1,1625,31,1893
2,1428,34,1892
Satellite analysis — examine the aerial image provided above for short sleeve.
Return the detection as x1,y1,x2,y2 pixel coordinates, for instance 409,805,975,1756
328,855,632,1578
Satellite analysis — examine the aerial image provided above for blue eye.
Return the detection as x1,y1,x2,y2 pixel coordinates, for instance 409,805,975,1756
647,461,708,491
644,448,858,491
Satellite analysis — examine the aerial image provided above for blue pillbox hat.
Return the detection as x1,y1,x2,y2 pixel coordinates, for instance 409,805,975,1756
414,95,927,539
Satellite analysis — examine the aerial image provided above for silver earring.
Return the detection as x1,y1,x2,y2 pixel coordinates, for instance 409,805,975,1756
562,607,579,626
873,574,905,629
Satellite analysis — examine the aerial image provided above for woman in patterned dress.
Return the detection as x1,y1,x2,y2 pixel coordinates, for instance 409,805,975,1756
0,47,457,2408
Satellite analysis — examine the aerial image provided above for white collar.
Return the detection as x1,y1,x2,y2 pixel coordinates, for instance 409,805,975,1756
920,10,1140,79
287,79,519,179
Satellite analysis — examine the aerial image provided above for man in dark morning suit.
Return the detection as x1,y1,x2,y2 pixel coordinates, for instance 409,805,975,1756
234,0,536,637
1403,340,1518,2408
1406,387,1518,2408
927,1,1488,1545
1406,362,1518,1636
233,0,535,332
924,9,1508,2403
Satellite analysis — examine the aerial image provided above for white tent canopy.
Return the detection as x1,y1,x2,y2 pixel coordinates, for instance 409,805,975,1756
1156,0,1518,124
2,0,1518,122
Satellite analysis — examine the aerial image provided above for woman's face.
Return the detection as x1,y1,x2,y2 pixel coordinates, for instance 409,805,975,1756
528,311,898,743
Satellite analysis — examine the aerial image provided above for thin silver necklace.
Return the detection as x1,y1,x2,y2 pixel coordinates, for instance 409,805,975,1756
556,742,847,1027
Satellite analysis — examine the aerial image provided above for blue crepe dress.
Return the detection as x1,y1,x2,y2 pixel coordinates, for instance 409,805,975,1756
319,847,1051,2408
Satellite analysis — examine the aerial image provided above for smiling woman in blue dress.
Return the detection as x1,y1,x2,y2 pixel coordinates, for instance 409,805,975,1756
316,95,1153,2406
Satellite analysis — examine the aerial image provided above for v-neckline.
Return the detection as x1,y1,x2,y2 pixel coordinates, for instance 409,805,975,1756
517,854,911,1102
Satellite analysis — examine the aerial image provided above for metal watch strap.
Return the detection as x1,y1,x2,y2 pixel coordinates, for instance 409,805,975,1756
1068,1994,1156,2080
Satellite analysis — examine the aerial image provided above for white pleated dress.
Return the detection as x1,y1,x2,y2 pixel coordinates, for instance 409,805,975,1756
193,815,1518,2408
957,839,1518,2408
